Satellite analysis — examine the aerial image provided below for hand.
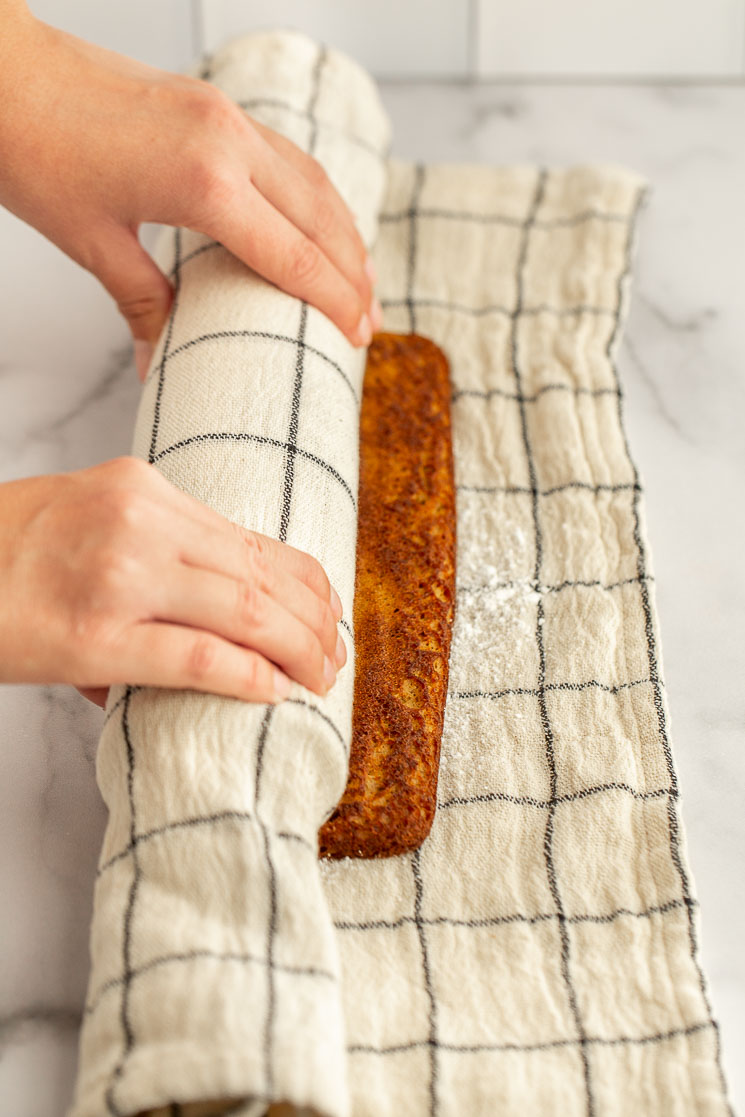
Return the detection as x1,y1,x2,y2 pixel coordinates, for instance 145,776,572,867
0,457,346,707
0,7,381,378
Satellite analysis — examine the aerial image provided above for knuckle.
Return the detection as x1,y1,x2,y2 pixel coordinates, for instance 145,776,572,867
95,460,166,532
235,528,272,582
69,557,134,653
250,553,272,592
241,653,262,694
105,456,153,492
312,594,331,639
68,605,109,657
237,581,263,627
69,616,121,680
312,198,336,242
300,630,322,674
303,552,330,598
189,85,241,132
242,529,266,560
104,485,147,534
229,521,251,550
187,154,238,213
287,239,322,288
95,546,136,591
305,155,329,189
185,635,218,682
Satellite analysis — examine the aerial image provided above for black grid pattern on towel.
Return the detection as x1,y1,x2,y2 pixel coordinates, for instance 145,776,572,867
99,43,353,1116
237,95,388,161
324,162,731,1117
144,328,361,405
504,168,593,1109
605,195,730,1106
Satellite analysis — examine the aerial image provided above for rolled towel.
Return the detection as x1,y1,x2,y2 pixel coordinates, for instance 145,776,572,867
70,30,390,1117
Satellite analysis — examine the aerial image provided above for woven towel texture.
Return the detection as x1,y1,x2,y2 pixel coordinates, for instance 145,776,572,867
70,32,389,1117
324,162,731,1117
69,29,731,1117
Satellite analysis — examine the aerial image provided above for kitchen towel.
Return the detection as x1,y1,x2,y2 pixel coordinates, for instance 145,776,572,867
69,28,731,1117
70,31,390,1117
324,163,731,1116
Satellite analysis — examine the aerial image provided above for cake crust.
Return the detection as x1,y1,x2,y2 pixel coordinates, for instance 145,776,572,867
318,333,456,860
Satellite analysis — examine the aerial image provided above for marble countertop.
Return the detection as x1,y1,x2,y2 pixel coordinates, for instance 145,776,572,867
0,80,743,1115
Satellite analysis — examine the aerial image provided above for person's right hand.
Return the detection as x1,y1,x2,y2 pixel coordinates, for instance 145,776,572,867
0,9,381,379
0,457,346,707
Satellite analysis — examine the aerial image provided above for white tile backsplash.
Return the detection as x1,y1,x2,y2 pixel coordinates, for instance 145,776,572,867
475,0,745,78
198,0,469,77
19,0,745,90
27,0,196,72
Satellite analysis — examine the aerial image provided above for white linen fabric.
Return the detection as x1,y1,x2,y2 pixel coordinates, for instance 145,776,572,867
69,31,389,1117
69,29,731,1117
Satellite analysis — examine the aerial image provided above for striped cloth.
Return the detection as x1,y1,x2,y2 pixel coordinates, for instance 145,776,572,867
69,30,731,1117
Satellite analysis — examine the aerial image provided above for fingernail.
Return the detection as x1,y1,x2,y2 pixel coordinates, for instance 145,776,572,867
370,297,383,333
323,655,336,690
330,585,343,621
335,632,347,669
134,339,154,382
273,668,292,701
365,256,378,285
355,313,372,347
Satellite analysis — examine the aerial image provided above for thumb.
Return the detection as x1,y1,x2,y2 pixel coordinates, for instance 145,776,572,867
92,227,173,381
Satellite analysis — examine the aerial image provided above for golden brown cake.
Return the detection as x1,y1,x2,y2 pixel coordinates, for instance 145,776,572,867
318,333,456,860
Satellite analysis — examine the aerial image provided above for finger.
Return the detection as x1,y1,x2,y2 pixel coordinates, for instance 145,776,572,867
127,465,343,620
250,119,361,238
169,542,341,667
204,551,344,667
90,227,173,379
162,565,339,694
107,622,294,704
231,527,344,623
207,184,372,347
254,564,345,667
146,479,342,617
248,121,373,304
233,526,336,610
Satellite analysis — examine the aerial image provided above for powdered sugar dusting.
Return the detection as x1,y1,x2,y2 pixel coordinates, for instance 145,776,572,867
448,498,540,678
439,495,542,775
